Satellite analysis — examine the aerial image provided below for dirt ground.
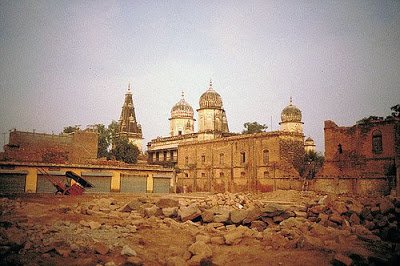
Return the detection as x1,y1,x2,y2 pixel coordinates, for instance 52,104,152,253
0,191,398,266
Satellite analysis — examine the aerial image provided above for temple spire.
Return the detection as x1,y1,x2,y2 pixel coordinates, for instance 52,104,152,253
117,84,143,152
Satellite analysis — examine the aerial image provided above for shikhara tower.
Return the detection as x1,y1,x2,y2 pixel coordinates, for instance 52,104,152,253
117,84,143,152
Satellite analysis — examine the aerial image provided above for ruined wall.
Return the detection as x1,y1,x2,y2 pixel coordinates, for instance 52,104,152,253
307,177,389,196
319,119,398,178
2,130,98,164
177,132,303,193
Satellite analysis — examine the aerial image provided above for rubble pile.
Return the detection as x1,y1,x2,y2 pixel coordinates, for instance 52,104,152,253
306,194,400,242
0,192,399,265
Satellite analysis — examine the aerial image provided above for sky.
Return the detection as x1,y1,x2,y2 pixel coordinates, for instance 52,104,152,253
1,0,399,152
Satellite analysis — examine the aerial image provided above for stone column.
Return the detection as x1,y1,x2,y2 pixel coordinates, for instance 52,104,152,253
147,173,154,193
111,171,121,192
25,168,37,193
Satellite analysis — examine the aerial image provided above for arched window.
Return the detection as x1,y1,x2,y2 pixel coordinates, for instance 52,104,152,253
264,171,269,178
263,150,269,164
240,152,246,164
372,130,383,154
219,172,224,178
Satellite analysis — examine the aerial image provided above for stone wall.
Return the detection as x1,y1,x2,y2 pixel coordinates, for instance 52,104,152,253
1,130,98,164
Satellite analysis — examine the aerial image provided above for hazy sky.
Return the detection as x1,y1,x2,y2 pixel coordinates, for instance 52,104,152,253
1,0,399,152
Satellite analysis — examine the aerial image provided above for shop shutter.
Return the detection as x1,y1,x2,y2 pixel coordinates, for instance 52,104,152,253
81,172,112,193
0,173,26,193
120,175,147,193
37,171,67,193
153,176,171,193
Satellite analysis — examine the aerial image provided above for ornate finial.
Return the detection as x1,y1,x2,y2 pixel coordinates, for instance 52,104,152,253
181,91,185,99
289,96,293,104
209,78,213,88
128,83,131,92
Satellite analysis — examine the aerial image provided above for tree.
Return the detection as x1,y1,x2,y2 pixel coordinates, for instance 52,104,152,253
111,137,139,164
62,125,80,134
242,122,268,134
301,151,324,178
391,104,400,118
95,124,110,158
108,120,119,148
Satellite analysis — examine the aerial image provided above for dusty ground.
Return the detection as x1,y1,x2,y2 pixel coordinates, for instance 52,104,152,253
0,191,399,266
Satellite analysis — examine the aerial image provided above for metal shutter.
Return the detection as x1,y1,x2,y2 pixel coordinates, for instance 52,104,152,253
120,175,147,193
153,177,171,193
0,174,26,193
80,172,112,193
37,172,67,193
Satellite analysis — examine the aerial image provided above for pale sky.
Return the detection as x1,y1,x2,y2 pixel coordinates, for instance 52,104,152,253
1,0,399,152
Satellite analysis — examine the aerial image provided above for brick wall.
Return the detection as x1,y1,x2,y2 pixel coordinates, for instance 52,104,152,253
2,130,98,164
319,119,399,178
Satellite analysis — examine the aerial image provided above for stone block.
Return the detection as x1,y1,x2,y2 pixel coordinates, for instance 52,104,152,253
213,208,230,223
250,221,267,232
121,245,137,256
201,210,214,223
162,207,178,218
94,242,109,255
156,198,180,209
178,206,201,222
230,209,248,224
332,253,353,266
379,199,395,214
224,230,244,245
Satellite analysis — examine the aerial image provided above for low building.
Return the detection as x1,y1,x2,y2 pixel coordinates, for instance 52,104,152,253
0,161,172,194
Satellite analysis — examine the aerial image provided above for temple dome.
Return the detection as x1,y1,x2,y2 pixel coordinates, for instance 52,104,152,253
305,137,314,145
171,94,194,119
281,98,302,123
199,81,223,109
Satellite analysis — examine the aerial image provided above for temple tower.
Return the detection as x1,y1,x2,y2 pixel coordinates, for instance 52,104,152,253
279,97,304,134
169,92,195,136
304,137,316,153
117,84,143,152
197,80,229,141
